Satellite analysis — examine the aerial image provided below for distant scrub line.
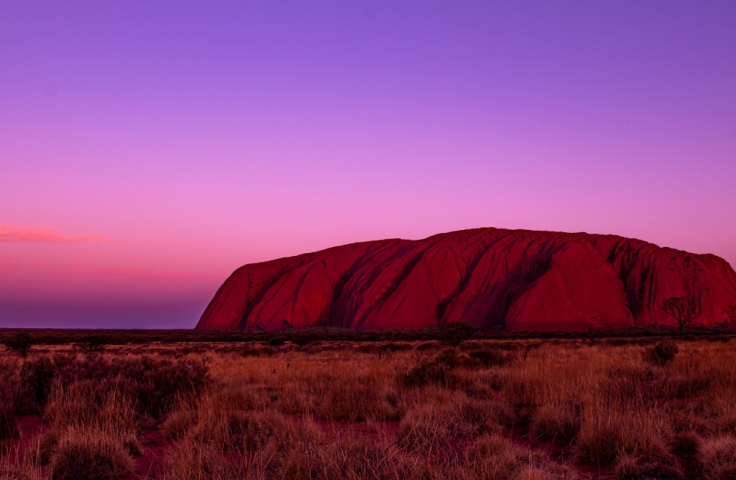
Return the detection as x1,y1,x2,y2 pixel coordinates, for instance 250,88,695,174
1,323,735,347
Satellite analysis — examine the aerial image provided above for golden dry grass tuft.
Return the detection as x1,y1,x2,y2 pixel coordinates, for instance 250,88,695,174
48,428,135,480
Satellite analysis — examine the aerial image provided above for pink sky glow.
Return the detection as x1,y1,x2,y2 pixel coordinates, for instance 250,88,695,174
1,1,735,328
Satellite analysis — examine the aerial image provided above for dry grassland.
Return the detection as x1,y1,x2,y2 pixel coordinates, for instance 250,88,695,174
1,337,736,479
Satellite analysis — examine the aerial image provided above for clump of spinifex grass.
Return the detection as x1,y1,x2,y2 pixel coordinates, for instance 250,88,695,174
48,428,135,480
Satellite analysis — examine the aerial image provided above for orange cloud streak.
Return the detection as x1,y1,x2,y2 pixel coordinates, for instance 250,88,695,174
0,224,106,243
92,266,218,281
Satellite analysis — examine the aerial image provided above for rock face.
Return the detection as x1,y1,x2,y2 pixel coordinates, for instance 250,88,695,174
196,229,736,331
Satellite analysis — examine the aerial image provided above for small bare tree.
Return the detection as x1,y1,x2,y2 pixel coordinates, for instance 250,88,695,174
662,294,702,337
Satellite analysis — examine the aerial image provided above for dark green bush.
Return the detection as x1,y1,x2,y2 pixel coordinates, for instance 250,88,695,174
291,336,312,347
383,342,412,352
645,340,679,365
44,354,211,418
468,348,511,367
399,350,466,388
2,332,33,358
400,361,459,388
655,341,679,360
434,348,468,368
442,321,475,346
18,355,56,413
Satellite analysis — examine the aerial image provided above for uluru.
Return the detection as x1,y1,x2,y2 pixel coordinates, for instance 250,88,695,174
196,228,736,332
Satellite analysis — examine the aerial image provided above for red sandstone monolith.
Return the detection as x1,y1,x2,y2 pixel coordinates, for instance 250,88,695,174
196,228,736,331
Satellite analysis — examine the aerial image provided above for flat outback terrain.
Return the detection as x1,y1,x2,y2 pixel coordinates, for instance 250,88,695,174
1,329,736,479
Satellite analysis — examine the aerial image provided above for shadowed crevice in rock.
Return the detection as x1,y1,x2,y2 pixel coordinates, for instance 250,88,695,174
319,240,402,328
355,248,427,329
435,238,499,326
238,267,291,330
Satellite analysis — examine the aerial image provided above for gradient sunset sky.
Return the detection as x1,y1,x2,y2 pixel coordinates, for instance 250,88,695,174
1,1,735,328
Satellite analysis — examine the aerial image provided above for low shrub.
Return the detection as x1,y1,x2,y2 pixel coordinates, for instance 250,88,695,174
0,361,21,425
291,336,312,347
442,321,475,346
400,357,460,389
2,332,34,358
383,342,413,352
645,340,680,366
671,431,700,456
469,347,512,367
415,342,441,351
17,356,56,413
54,354,210,418
435,348,469,367
49,429,135,480
122,356,210,418
356,344,382,354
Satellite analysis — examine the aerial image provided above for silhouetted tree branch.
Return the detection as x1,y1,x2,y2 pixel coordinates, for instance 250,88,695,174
442,321,475,346
662,294,702,337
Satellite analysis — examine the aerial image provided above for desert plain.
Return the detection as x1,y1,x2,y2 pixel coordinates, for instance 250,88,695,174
2,329,736,480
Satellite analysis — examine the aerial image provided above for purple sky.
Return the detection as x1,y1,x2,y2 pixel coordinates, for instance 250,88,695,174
1,1,735,328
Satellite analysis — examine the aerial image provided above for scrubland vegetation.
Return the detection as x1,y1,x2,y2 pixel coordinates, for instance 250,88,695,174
2,332,736,479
